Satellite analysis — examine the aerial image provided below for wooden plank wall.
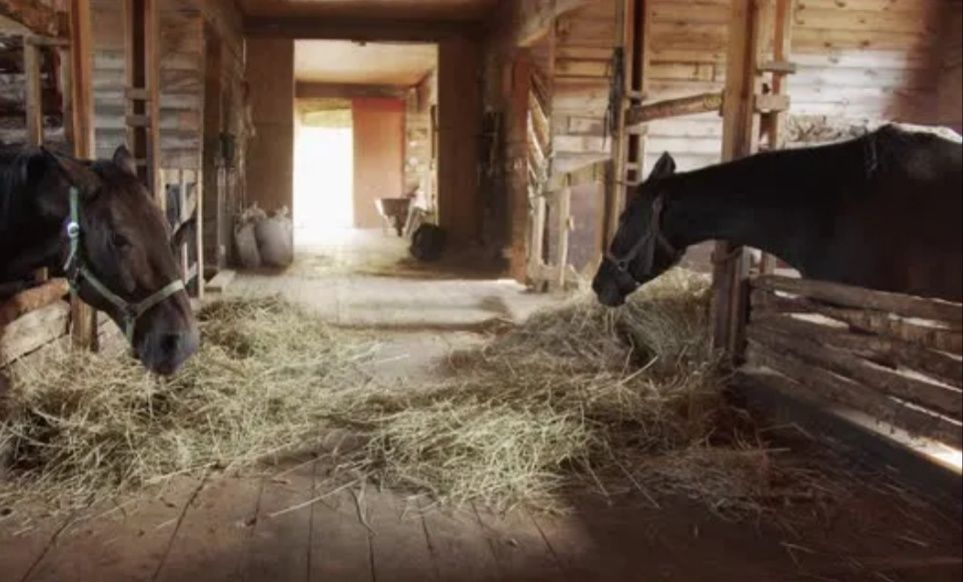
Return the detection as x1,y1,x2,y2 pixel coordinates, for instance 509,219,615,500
935,0,962,133
90,0,203,168
641,0,954,174
551,0,617,174
404,70,437,208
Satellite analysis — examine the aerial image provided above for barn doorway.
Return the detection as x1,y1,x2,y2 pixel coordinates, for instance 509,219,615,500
294,103,354,246
292,40,438,254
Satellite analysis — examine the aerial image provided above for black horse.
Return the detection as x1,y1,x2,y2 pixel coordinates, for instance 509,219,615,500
593,124,963,305
1,145,199,375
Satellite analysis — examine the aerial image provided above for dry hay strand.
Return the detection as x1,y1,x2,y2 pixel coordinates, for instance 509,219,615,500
320,270,835,515
0,270,838,517
0,297,375,512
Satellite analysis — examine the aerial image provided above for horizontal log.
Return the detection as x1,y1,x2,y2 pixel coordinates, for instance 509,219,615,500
626,92,724,126
0,0,63,37
244,16,477,41
749,322,962,420
752,289,963,355
546,159,609,192
753,275,963,327
752,312,962,388
746,342,963,448
0,301,70,367
0,278,69,327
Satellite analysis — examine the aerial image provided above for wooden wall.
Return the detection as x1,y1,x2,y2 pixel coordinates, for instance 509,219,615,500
245,38,294,213
642,0,955,173
352,97,405,229
404,70,437,207
551,0,617,174
935,0,962,132
89,0,204,168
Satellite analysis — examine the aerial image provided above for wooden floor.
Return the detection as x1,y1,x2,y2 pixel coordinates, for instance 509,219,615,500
2,232,961,582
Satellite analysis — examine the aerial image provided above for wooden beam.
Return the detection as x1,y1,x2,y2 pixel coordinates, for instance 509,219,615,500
244,17,476,42
749,323,962,421
23,42,44,146
68,0,97,350
0,0,63,37
625,92,724,126
515,0,591,47
124,0,162,208
555,187,573,290
295,82,407,100
712,0,770,356
753,275,962,327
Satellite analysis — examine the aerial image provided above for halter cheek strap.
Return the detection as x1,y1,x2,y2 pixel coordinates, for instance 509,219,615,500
63,187,186,344
605,195,683,285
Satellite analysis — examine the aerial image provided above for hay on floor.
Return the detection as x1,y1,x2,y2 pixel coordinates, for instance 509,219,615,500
0,270,832,517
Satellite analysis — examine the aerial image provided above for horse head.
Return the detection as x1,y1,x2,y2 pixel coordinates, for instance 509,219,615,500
36,146,199,375
593,152,685,307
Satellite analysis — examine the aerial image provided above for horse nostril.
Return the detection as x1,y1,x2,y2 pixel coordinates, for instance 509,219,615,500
161,333,181,355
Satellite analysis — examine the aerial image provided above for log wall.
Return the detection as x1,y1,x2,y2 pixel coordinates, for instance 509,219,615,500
551,0,617,174
744,275,963,449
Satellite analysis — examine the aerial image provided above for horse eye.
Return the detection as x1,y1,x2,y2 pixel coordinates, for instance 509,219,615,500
112,233,132,249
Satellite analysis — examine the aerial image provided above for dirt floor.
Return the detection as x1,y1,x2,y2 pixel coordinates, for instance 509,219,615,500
1,231,961,582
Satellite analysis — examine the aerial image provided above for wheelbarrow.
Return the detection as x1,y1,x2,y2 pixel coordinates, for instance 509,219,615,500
375,197,412,237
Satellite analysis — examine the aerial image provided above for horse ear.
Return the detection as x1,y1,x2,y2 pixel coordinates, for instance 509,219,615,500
649,152,677,180
112,145,138,177
41,147,101,194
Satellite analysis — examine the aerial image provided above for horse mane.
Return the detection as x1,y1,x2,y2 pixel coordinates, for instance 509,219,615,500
0,147,42,239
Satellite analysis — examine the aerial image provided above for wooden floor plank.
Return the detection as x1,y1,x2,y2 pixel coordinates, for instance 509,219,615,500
365,486,437,582
25,477,204,582
0,513,74,582
154,475,263,582
471,503,564,582
307,480,372,581
238,464,315,582
418,499,500,582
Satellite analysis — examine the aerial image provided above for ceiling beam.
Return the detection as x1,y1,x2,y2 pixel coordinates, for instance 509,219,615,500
244,16,480,42
295,82,408,100
0,0,64,37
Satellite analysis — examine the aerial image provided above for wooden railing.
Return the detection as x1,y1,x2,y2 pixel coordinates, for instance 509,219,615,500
161,167,203,298
743,275,963,448
527,159,610,291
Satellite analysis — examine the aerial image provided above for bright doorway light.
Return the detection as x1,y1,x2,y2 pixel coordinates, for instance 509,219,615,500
294,109,354,246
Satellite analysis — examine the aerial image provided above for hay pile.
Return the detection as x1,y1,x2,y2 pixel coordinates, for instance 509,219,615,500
1,270,820,516
330,270,799,513
0,297,374,510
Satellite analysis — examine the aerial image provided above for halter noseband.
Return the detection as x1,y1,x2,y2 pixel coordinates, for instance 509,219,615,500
605,195,683,285
63,187,185,344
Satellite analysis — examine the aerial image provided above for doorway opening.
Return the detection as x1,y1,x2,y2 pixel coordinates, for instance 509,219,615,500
294,103,353,246
292,40,438,254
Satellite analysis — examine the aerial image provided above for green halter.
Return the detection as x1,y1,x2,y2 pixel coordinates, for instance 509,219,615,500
63,187,186,344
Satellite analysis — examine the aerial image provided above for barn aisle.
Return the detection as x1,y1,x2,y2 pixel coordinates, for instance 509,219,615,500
2,235,961,582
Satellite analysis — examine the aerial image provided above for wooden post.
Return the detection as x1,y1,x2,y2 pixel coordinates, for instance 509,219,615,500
508,50,532,282
556,187,572,289
124,0,162,207
23,40,43,146
759,0,794,274
712,0,772,357
68,0,97,350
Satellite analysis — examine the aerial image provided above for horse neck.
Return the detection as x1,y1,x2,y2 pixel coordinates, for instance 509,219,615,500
661,139,866,265
0,161,63,277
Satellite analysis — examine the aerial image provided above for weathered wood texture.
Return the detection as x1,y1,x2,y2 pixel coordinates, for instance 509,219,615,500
437,36,483,245
746,275,963,448
551,0,617,174
90,0,205,169
935,0,962,132
640,0,957,174
0,0,64,37
245,38,294,213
